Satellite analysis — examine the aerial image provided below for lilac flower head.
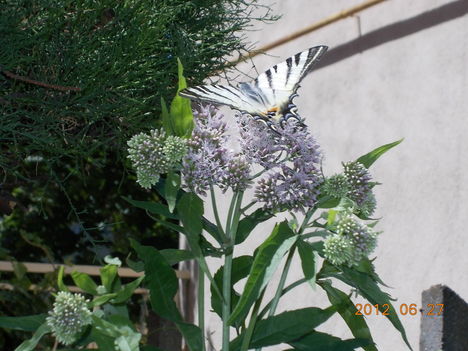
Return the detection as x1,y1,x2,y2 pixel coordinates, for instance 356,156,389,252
237,113,282,169
343,161,376,216
220,155,251,193
182,105,251,195
247,118,322,213
343,161,372,206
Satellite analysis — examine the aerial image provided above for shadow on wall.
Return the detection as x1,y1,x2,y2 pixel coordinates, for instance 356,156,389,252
316,0,468,69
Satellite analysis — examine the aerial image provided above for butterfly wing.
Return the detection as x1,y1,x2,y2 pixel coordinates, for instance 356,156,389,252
179,84,267,115
179,45,328,123
253,45,328,111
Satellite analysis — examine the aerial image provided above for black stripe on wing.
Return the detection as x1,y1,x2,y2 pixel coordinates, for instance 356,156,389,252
179,85,243,107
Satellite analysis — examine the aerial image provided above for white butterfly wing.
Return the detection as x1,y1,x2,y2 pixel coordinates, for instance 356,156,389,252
179,84,267,115
179,45,328,120
254,45,328,109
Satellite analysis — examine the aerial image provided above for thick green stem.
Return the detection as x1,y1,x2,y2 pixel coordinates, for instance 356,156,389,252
258,278,308,320
267,246,296,318
222,192,244,351
198,267,206,351
210,185,227,240
240,289,265,351
256,208,316,351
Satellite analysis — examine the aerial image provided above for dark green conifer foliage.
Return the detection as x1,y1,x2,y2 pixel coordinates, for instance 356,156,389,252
0,1,276,348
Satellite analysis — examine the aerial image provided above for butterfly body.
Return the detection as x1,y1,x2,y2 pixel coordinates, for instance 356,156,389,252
180,45,328,128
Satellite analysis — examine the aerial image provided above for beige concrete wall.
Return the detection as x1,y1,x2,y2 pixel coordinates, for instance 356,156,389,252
200,1,468,349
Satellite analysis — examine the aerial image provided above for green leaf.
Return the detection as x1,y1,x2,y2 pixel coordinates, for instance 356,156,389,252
202,216,223,245
71,271,98,294
161,96,173,135
160,248,195,265
318,280,376,351
178,192,222,299
316,195,341,209
131,240,203,351
142,346,165,351
165,171,181,213
235,209,274,244
91,293,118,307
297,239,316,289
178,192,203,258
123,196,179,220
211,256,253,322
229,221,296,325
14,322,51,351
112,276,144,304
126,257,144,273
0,314,46,332
356,139,403,169
170,59,194,137
288,331,369,351
57,265,69,292
100,264,118,293
230,307,335,350
318,262,412,350
159,220,186,234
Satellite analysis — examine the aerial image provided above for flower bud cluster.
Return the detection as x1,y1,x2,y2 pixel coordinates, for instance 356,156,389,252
127,129,187,189
322,161,376,217
324,214,378,267
46,291,92,345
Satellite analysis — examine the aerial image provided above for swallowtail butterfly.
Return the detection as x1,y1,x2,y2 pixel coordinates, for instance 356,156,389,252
179,45,328,130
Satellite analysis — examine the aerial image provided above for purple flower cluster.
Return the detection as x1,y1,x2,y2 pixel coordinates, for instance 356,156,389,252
182,105,251,195
182,106,322,213
245,117,322,213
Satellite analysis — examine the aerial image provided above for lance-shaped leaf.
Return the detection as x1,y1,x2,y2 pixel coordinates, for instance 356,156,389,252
112,276,145,304
318,280,376,351
123,197,178,220
160,248,195,265
235,209,274,244
161,96,174,135
211,256,253,322
0,314,46,332
100,264,118,293
297,239,317,289
71,271,98,295
14,323,51,351
288,331,370,351
165,171,181,213
171,59,194,137
131,240,203,351
318,261,412,350
356,139,403,169
230,307,335,350
178,192,222,298
229,221,296,325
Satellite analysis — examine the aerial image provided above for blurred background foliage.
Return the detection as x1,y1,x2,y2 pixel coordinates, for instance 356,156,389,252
0,0,276,348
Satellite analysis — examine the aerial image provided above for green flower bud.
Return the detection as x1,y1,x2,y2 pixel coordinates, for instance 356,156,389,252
127,129,187,189
46,292,92,345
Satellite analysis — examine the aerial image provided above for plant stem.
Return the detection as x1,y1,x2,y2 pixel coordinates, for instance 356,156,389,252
267,246,296,317
210,185,226,239
256,208,316,351
222,192,244,351
240,289,265,351
257,278,308,319
198,267,206,351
